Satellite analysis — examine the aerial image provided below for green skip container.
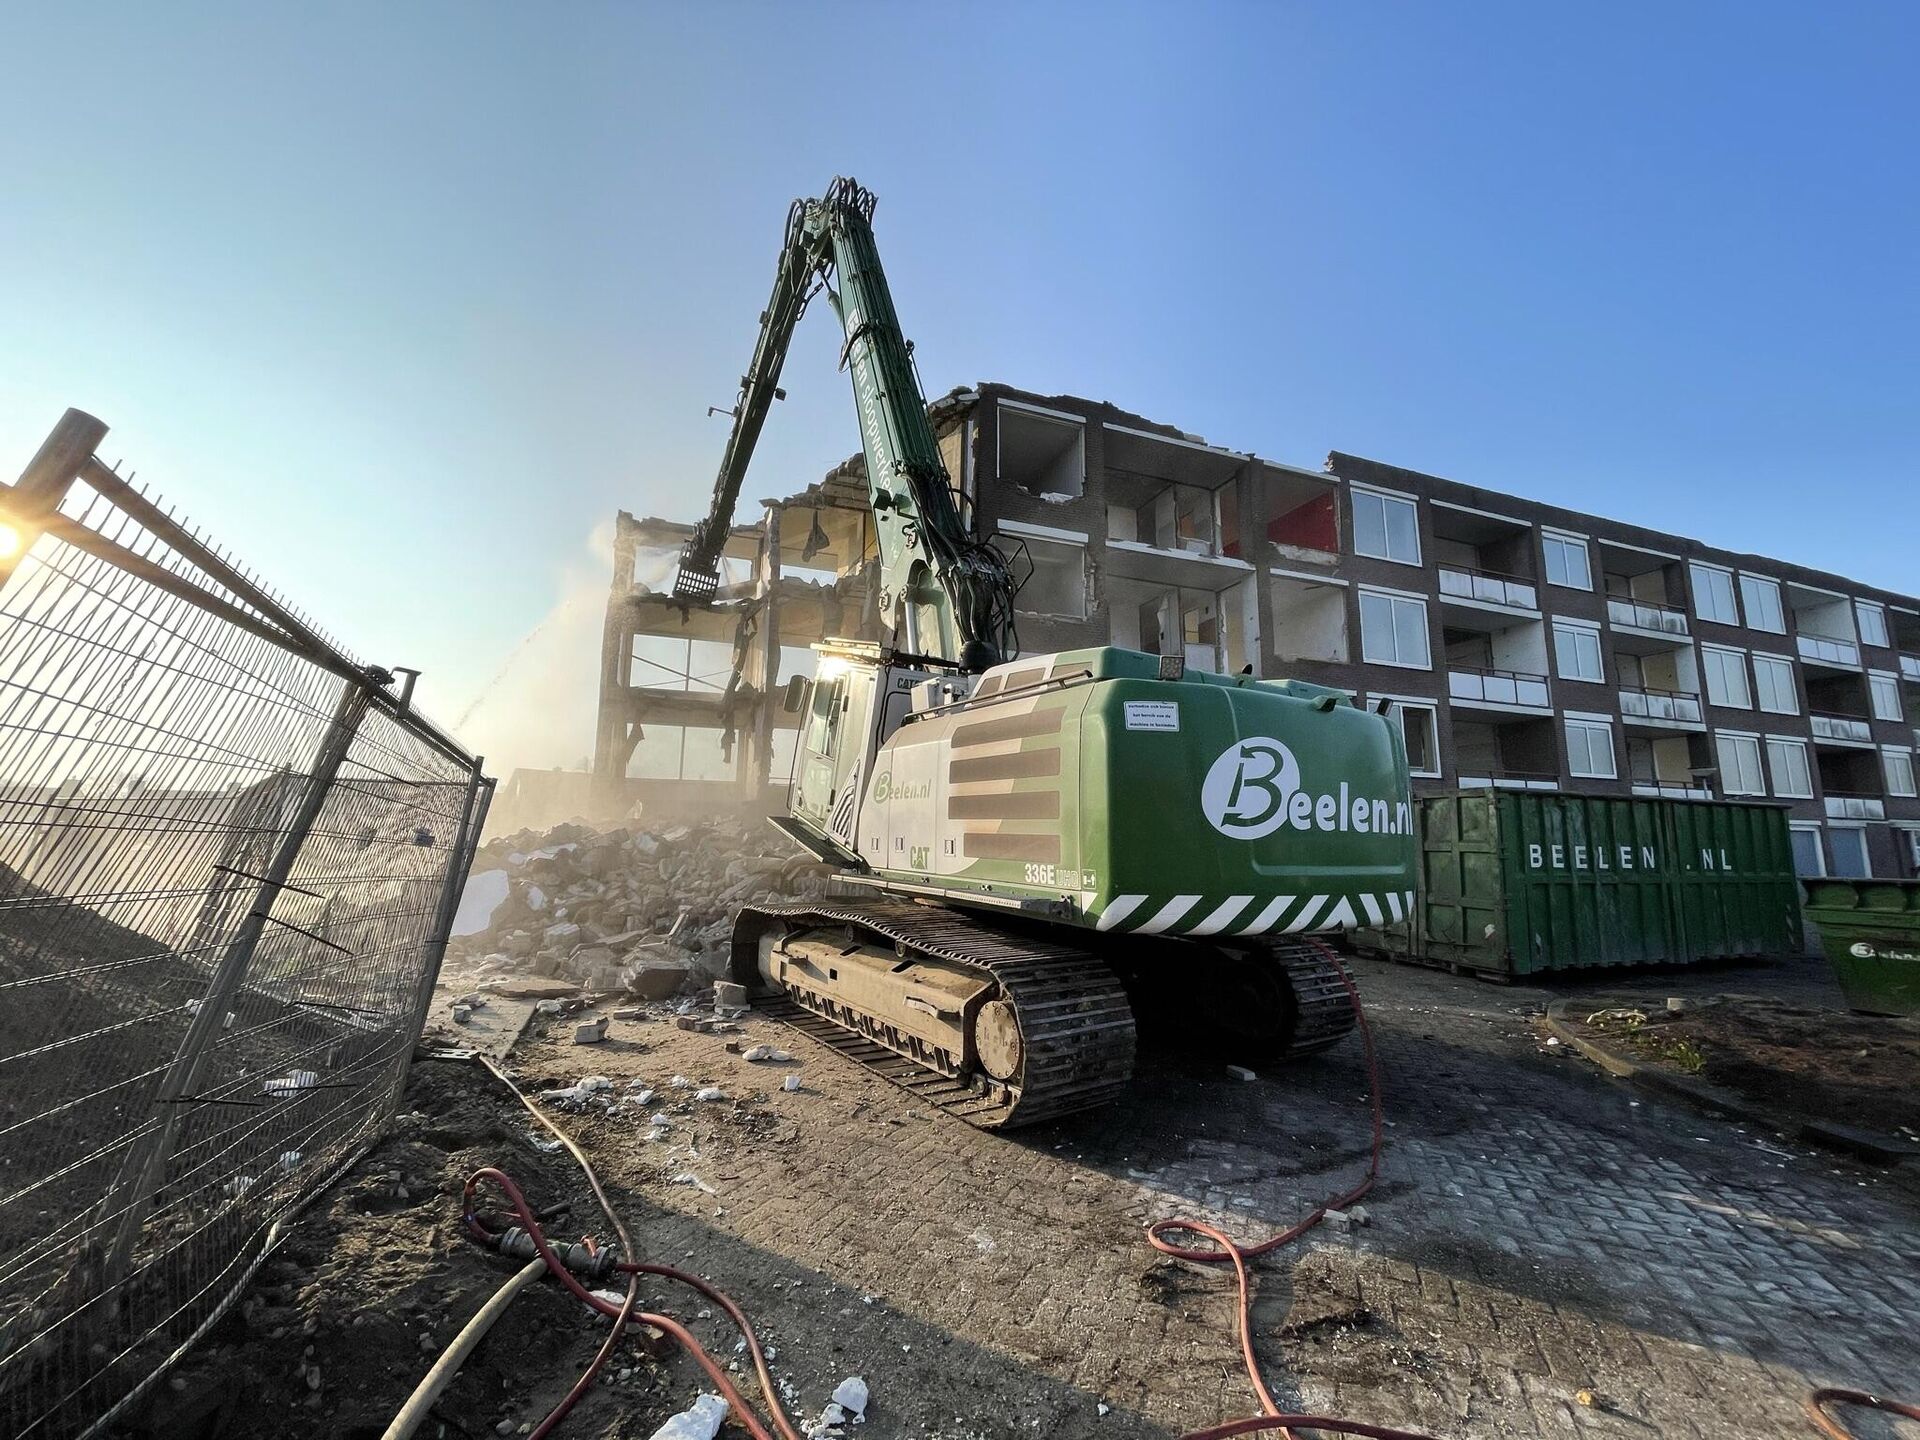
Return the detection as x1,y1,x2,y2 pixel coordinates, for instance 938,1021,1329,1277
1352,790,1803,978
1801,878,1920,1016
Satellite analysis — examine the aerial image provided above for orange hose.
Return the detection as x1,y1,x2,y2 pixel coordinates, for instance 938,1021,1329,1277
1804,1386,1920,1439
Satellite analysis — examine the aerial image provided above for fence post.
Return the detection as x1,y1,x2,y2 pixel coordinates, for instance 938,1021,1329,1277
0,408,108,588
394,764,491,1079
101,676,373,1286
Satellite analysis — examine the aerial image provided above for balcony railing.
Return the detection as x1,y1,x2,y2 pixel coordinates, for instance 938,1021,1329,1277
1797,633,1861,667
1458,768,1560,792
1824,792,1886,821
1437,564,1537,612
1902,654,1920,682
1448,666,1551,710
1617,685,1703,725
1810,713,1873,744
1607,596,1689,636
1632,781,1714,800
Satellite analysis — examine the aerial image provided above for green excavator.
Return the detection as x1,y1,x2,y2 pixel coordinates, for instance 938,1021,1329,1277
675,179,1413,1128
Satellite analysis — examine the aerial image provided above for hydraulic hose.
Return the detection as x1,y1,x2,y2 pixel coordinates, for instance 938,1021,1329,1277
1804,1386,1920,1438
381,1258,546,1440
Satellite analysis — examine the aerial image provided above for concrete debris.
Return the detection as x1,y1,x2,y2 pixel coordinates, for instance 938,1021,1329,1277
1225,1064,1257,1082
649,1393,728,1440
782,1074,803,1092
669,1076,694,1089
451,1005,473,1025
670,1172,718,1195
1324,1205,1371,1232
806,1375,870,1434
714,981,749,1009
741,1045,794,1063
572,1016,609,1045
443,815,835,1000
694,1086,727,1102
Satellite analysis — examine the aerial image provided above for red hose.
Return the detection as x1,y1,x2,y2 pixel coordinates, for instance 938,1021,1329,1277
464,1165,802,1440
1804,1386,1920,1439
1147,942,1438,1440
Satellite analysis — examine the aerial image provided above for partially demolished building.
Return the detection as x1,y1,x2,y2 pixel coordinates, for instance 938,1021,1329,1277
592,381,1920,880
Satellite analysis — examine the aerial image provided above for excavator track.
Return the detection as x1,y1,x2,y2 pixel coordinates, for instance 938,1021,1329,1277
732,899,1135,1129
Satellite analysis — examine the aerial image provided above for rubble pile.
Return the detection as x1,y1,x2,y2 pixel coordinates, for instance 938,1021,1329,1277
445,812,834,999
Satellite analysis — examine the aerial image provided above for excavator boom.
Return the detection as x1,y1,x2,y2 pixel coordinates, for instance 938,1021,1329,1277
675,179,1014,668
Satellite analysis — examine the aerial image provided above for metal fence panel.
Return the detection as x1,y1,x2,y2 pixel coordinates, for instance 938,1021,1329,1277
0,411,490,1438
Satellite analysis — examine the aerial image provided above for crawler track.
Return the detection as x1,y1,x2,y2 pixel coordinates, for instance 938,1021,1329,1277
732,899,1135,1129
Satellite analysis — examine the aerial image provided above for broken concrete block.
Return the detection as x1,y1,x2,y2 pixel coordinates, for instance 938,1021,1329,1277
1225,1064,1257,1082
628,958,692,1001
573,1016,609,1045
450,1004,473,1025
714,981,749,1009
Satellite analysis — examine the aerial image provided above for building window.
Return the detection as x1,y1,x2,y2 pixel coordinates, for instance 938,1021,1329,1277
1870,672,1903,723
1351,487,1420,565
1690,563,1739,625
1565,718,1616,779
1830,826,1870,879
1886,747,1919,798
1857,601,1891,649
1752,654,1798,715
1715,732,1766,796
1388,701,1441,778
1789,825,1825,878
1766,737,1813,799
1552,621,1604,683
1359,589,1432,669
1739,574,1785,633
997,533,1087,618
1542,533,1591,590
1702,645,1752,709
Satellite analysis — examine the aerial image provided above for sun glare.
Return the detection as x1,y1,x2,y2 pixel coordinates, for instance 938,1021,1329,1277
0,524,20,559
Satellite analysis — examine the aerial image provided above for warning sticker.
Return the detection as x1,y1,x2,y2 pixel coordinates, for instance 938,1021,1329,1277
1123,700,1180,732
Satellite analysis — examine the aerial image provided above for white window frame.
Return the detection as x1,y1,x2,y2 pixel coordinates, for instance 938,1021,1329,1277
1884,746,1918,799
1829,824,1871,879
1701,643,1752,710
1788,821,1827,878
1765,736,1813,799
1715,731,1767,796
1357,586,1432,670
1564,717,1617,779
1541,530,1592,591
1752,652,1799,716
1377,698,1442,779
1738,574,1786,634
1349,485,1421,566
1856,600,1890,650
1690,561,1740,626
1551,619,1605,683
1870,671,1903,723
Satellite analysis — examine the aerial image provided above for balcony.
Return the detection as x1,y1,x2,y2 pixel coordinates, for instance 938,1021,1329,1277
1437,563,1537,616
1449,666,1551,714
1798,633,1862,669
1825,792,1886,821
1810,713,1874,747
1632,782,1713,800
1607,596,1690,646
1617,685,1704,730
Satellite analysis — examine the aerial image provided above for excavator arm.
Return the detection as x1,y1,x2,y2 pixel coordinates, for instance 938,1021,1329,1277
673,178,1015,670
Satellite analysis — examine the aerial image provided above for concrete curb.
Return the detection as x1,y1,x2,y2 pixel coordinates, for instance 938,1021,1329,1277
1542,999,1788,1135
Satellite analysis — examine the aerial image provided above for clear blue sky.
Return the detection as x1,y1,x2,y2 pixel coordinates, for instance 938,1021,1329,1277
2,3,1914,772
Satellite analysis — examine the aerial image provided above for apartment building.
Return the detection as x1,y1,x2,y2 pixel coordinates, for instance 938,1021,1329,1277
957,383,1920,881
591,380,1920,879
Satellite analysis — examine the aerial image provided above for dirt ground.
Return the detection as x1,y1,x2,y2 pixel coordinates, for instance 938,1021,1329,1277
110,954,1920,1440
1577,996,1920,1143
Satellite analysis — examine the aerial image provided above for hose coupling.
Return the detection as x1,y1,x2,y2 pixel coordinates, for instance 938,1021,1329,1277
496,1227,617,1279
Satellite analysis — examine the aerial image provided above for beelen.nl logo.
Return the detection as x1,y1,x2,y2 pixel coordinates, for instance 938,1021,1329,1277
1202,737,1409,841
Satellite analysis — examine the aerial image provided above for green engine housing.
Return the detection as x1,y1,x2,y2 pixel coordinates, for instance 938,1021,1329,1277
805,647,1416,940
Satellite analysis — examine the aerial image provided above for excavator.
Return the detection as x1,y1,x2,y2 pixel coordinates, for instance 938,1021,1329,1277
675,178,1414,1128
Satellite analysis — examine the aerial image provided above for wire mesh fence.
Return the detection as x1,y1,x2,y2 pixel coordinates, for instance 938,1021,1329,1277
0,411,491,1438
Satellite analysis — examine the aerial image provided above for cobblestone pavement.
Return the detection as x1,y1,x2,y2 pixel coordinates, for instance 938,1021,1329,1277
507,950,1920,1440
